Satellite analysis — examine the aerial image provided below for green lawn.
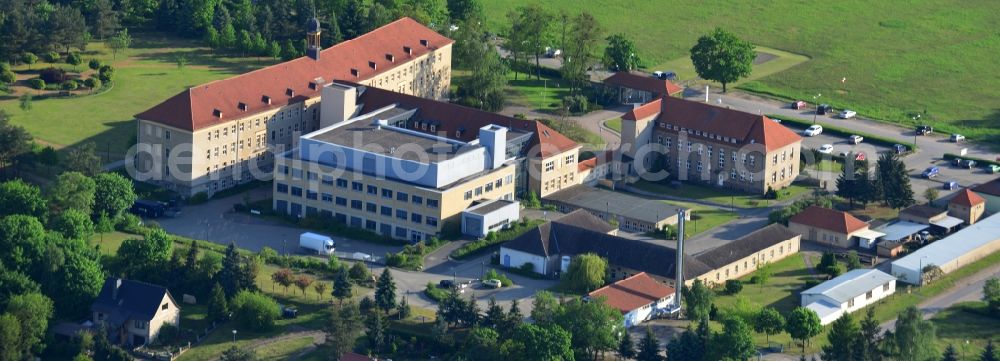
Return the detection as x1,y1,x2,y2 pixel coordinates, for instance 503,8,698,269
604,118,621,133
503,71,571,113
482,1,1000,145
90,231,138,255
931,302,998,356
805,159,844,174
635,179,812,208
675,202,738,238
257,336,317,361
0,34,274,157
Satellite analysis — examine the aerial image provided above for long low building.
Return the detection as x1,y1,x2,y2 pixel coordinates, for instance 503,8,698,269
891,212,1000,284
801,269,896,325
587,272,676,327
544,184,689,233
500,210,802,287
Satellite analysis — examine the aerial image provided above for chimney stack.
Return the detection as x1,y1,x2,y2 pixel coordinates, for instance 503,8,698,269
675,209,685,313
112,278,123,300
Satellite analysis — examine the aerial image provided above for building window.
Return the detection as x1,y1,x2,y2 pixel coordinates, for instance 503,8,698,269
322,176,334,186
350,200,362,210
565,154,575,164
367,185,378,195
412,195,423,205
485,182,494,192
276,183,288,193
427,199,439,208
336,197,347,206
306,190,318,200
848,299,855,308
382,189,393,199
411,213,422,223
336,179,348,188
475,187,483,196
545,161,555,171
381,206,392,216
396,210,407,220
134,320,147,330
464,191,472,200
366,202,376,213
291,187,303,197
397,192,408,202
426,217,438,226
351,182,363,192
322,193,333,202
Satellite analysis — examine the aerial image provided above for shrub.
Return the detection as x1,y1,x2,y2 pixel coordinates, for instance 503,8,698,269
39,67,68,83
62,79,79,91
28,78,46,90
231,290,280,331
156,324,179,345
561,94,590,114
45,51,61,63
83,77,101,91
88,59,102,70
98,65,114,83
764,186,778,200
188,192,208,205
424,282,448,303
0,67,14,84
349,261,372,285
116,213,144,233
518,262,534,273
484,268,513,287
725,280,744,294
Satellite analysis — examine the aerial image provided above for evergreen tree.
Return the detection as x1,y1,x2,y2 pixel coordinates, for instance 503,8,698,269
856,308,884,361
482,297,505,330
836,161,861,208
396,295,410,319
238,30,253,56
982,341,998,361
666,327,705,361
374,268,396,313
822,313,859,361
220,22,237,50
365,310,388,354
332,269,352,303
268,40,281,59
218,242,255,297
683,279,714,321
280,39,299,61
207,283,229,321
876,152,915,209
636,326,662,361
941,344,958,361
327,301,363,359
461,293,481,327
499,298,522,338
324,11,343,45
891,306,938,361
618,330,636,360
340,0,369,40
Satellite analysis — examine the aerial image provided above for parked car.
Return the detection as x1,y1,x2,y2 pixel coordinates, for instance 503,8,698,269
791,100,807,109
952,158,964,167
839,151,865,161
943,181,958,190
893,144,908,154
482,279,502,289
804,125,823,136
849,135,864,144
961,159,977,169
438,280,455,289
989,164,1000,174
652,70,677,80
130,200,166,218
281,305,298,319
915,125,933,135
818,144,834,154
817,104,832,115
544,47,561,58
921,166,940,178
839,110,857,119
950,134,966,142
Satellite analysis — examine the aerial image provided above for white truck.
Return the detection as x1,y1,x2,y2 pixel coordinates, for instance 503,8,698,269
299,232,335,256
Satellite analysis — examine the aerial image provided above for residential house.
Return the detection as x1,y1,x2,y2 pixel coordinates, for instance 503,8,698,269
788,206,883,248
801,269,896,325
948,189,986,225
587,272,675,327
91,278,180,346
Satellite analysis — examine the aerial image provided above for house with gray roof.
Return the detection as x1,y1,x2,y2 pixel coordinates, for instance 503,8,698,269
801,269,896,325
92,278,180,346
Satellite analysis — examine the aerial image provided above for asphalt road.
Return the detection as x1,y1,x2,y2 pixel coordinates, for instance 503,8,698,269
880,263,1000,332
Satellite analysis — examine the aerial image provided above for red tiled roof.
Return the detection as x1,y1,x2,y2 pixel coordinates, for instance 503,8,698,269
972,178,1000,197
588,272,675,314
577,150,614,172
136,18,453,131
622,98,662,121
789,206,868,234
604,72,683,97
351,84,578,158
950,189,986,207
655,96,801,152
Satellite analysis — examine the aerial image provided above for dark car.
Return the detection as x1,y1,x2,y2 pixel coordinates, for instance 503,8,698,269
961,159,977,169
130,199,166,218
915,125,933,135
943,181,958,190
921,166,939,178
438,280,455,289
817,104,832,115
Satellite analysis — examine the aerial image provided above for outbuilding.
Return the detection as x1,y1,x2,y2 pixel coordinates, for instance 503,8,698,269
587,272,676,327
461,199,520,238
891,212,1000,284
801,269,896,325
788,206,881,248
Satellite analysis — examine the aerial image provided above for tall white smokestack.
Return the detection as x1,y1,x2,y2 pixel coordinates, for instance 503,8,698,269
675,209,685,312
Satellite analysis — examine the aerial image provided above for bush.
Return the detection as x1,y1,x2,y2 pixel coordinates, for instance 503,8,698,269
156,324,179,345
0,67,14,84
40,67,68,83
62,79,79,91
116,213,144,233
349,261,372,285
231,290,280,331
83,77,102,91
28,78,46,90
45,51,60,63
725,280,744,294
98,65,114,83
188,192,208,205
424,282,448,303
88,59,102,70
518,262,534,273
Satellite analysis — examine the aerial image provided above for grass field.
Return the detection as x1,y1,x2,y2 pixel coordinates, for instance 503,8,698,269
930,301,997,356
604,118,621,133
482,1,1000,144
659,199,738,238
0,34,273,157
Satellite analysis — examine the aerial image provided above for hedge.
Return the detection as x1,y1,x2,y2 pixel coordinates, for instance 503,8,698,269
943,153,1000,168
423,282,449,303
766,114,916,152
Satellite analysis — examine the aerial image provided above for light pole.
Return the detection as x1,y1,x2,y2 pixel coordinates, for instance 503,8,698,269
812,94,822,124
912,114,921,148
232,329,237,343
918,256,928,285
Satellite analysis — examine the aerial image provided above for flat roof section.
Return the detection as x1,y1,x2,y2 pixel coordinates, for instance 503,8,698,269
546,185,687,225
466,199,518,216
801,269,895,303
875,221,929,242
309,121,476,162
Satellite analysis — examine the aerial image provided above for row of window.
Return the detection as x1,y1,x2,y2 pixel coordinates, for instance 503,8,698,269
276,169,443,208
463,175,513,201
276,183,439,227
276,200,428,241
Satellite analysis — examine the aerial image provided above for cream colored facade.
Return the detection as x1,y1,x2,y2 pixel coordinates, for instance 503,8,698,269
136,45,452,197
273,158,515,241
530,146,583,198
693,235,801,286
949,201,986,225
94,292,180,346
788,221,867,249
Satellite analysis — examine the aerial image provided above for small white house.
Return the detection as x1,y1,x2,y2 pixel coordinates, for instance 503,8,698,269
801,269,896,325
587,272,675,327
461,199,520,238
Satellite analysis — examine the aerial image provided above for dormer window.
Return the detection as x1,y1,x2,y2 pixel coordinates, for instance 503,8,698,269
238,102,248,111
350,68,359,77
261,95,271,104
309,82,318,90
368,61,377,70
430,125,436,132
403,46,412,55
213,109,222,118
286,88,294,97
385,54,395,62
420,39,429,47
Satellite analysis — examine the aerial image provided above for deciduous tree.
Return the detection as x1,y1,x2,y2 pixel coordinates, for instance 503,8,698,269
719,317,756,361
754,307,785,344
683,279,714,321
231,290,279,331
106,28,132,59
562,253,607,293
604,33,642,72
47,171,96,214
690,28,755,92
0,179,47,219
326,300,363,359
786,307,822,354
92,172,136,218
983,278,1000,316
889,306,939,361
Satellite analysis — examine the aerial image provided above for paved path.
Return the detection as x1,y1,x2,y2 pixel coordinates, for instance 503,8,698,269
880,262,1000,332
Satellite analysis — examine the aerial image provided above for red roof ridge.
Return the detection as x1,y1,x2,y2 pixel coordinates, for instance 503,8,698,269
950,188,986,207
789,206,868,234
587,272,675,313
622,98,663,121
